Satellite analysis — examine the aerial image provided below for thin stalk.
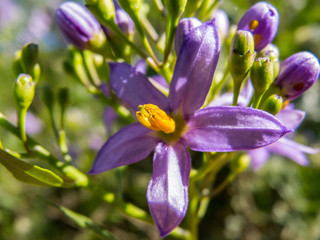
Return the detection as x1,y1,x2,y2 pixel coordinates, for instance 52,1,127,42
232,81,241,106
162,15,176,66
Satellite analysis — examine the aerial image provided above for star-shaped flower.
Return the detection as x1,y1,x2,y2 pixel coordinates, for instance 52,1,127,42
89,20,290,237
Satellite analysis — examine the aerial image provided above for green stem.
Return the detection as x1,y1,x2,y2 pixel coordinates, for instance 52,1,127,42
17,108,29,151
191,153,229,182
187,180,199,240
232,81,241,106
162,15,177,66
107,21,160,72
207,171,239,199
82,51,101,87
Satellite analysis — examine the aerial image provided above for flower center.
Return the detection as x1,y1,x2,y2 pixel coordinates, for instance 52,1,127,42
136,104,176,134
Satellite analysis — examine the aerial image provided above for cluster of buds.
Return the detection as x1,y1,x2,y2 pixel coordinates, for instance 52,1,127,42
228,2,320,113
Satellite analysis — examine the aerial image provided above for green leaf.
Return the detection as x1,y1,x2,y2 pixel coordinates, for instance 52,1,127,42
55,204,118,240
0,149,63,187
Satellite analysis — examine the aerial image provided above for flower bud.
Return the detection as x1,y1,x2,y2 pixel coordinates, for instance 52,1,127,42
14,74,35,110
251,57,274,99
260,94,283,115
42,85,54,111
84,0,115,25
104,1,135,38
58,88,70,112
175,17,201,54
231,154,250,174
21,43,39,74
56,2,105,50
258,43,280,78
164,0,187,20
229,30,256,83
237,2,279,51
118,0,140,17
184,0,204,17
212,9,230,41
274,51,320,101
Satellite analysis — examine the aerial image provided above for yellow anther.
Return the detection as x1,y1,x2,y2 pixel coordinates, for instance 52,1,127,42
136,104,176,134
254,34,262,47
249,20,259,31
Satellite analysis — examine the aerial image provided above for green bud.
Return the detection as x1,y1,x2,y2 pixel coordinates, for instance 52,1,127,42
32,63,41,84
230,154,250,174
251,57,274,98
229,30,256,83
257,44,280,79
14,74,35,110
258,84,281,108
85,0,115,25
12,51,23,77
164,0,187,20
21,43,39,74
42,85,55,111
260,94,283,115
58,88,70,112
184,0,204,17
118,0,141,15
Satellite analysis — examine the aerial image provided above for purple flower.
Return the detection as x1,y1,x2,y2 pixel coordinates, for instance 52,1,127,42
55,1,101,49
104,0,135,37
237,1,279,51
249,106,318,170
274,51,320,101
89,20,290,237
175,17,201,54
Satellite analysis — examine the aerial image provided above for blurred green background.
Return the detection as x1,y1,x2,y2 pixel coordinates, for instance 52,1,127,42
1,0,320,239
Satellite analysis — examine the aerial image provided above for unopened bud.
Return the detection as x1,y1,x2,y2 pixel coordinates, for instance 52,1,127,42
251,57,274,104
56,2,106,50
231,154,250,174
21,43,38,74
175,18,202,54
237,2,279,51
164,0,187,20
260,94,283,115
42,85,55,111
14,74,35,110
58,88,70,112
274,51,320,101
229,30,256,83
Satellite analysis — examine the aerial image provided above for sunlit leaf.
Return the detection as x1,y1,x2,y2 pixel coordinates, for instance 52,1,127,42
0,149,63,187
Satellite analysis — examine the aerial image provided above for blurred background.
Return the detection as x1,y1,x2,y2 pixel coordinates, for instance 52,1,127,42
0,0,320,239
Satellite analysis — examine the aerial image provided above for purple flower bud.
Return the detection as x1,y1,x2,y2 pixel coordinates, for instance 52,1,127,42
237,1,279,51
175,17,201,54
114,6,135,36
55,2,101,49
274,51,320,101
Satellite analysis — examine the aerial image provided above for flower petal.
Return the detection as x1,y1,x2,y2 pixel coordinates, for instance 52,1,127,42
89,123,159,173
169,19,220,116
110,62,169,112
183,106,292,152
276,108,305,130
147,141,191,237
267,138,318,166
249,148,270,170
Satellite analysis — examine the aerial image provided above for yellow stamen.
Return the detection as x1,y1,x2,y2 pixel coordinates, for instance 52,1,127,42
249,20,259,31
136,104,176,134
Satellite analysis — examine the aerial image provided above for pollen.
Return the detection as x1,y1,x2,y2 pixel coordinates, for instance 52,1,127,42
254,34,262,47
249,20,259,31
136,104,176,134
